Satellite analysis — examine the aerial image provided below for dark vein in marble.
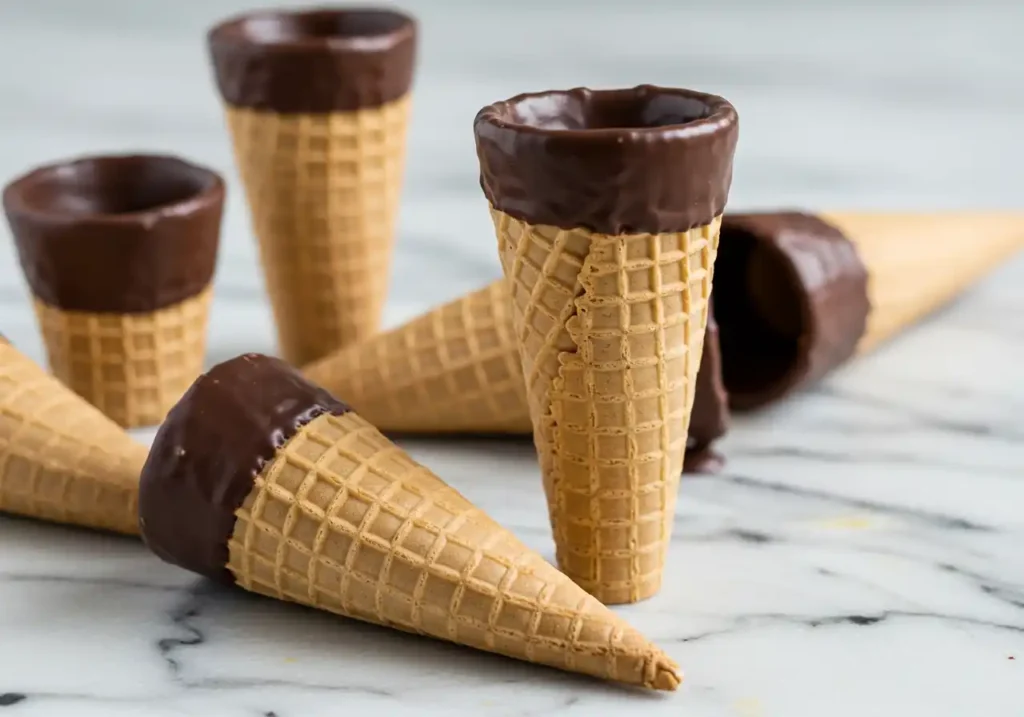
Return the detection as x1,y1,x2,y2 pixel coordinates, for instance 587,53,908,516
0,694,26,708
156,582,208,676
937,563,1024,610
708,473,992,532
0,572,183,593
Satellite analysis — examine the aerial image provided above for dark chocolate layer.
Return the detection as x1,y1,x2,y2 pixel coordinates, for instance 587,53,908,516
474,85,739,235
3,154,223,313
713,212,870,411
138,353,351,581
208,7,416,113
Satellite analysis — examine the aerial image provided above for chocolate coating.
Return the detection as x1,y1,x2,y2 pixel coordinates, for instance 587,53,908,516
208,7,417,113
138,353,351,581
3,154,223,313
474,85,739,235
687,305,730,460
713,212,870,411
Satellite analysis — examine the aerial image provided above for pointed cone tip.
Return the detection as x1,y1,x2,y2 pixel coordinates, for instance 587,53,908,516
651,657,683,692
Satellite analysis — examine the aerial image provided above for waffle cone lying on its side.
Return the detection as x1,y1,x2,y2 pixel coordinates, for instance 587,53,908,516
713,211,1024,410
208,8,417,366
302,279,731,472
0,337,147,535
139,354,681,691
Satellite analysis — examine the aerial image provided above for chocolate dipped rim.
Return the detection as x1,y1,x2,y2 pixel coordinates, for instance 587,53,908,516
474,85,739,235
712,212,870,411
138,353,351,581
3,154,224,314
208,6,417,113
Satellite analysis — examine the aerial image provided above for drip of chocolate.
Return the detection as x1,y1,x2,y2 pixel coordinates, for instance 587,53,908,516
138,353,350,581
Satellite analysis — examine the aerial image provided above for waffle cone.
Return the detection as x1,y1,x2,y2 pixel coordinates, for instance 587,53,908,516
303,282,530,434
32,288,212,429
0,339,146,534
224,96,411,366
821,212,1024,353
228,410,680,690
492,207,720,604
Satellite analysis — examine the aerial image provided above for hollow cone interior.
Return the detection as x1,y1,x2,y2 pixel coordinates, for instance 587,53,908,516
225,96,411,366
822,212,1024,353
228,410,680,690
493,207,720,604
32,288,212,429
0,340,146,534
303,281,529,434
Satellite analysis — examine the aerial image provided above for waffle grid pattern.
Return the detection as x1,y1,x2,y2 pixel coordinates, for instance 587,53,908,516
493,207,721,604
225,96,411,366
33,287,212,429
303,281,529,434
0,341,145,534
227,411,677,688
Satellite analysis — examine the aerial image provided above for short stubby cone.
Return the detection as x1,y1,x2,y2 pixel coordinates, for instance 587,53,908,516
475,86,739,604
2,154,224,428
139,354,681,691
712,211,1024,410
208,7,418,366
302,278,731,471
0,337,147,534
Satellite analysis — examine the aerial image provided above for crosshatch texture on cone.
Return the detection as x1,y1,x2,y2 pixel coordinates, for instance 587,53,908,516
493,207,720,604
0,340,146,534
224,95,411,366
227,410,679,690
33,287,212,429
303,282,528,434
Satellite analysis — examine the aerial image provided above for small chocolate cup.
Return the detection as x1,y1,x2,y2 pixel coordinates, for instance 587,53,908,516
3,153,224,428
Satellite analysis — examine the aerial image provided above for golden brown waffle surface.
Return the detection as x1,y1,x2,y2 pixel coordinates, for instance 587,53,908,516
0,341,145,534
303,282,528,434
226,96,411,366
33,287,211,429
493,207,720,604
228,411,679,690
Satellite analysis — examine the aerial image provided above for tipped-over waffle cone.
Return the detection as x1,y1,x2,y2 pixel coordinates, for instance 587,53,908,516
821,212,1024,353
225,96,411,366
492,207,720,604
303,282,529,434
0,339,146,534
33,288,212,429
229,410,680,690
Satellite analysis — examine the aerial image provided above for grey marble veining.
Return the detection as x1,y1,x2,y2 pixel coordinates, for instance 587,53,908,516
0,1,1023,715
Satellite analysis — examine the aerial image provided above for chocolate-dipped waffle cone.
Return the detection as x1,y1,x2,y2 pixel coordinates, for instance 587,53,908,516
0,338,146,535
713,211,1024,410
3,154,224,428
208,8,417,366
140,354,681,691
475,86,739,603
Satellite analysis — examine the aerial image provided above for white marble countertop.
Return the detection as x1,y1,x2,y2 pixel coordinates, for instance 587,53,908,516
1,1,1023,715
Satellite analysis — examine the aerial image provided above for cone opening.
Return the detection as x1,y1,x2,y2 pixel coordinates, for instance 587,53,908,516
714,227,809,403
3,154,222,222
210,8,415,50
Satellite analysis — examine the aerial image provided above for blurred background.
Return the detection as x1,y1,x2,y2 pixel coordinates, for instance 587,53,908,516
0,0,1021,364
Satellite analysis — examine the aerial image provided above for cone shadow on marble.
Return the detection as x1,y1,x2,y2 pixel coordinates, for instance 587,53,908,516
713,211,1024,410
0,337,147,535
475,86,739,604
2,154,224,428
208,7,417,366
139,354,681,691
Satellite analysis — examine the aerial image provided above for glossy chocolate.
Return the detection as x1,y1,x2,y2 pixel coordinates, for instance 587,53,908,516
138,353,351,581
474,85,739,235
713,212,870,411
685,305,729,472
3,154,223,314
208,7,417,113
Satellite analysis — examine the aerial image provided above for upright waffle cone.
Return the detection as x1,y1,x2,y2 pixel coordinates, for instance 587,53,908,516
494,208,721,604
225,98,410,365
230,410,680,690
33,288,212,428
0,340,146,534
303,281,529,434
820,212,1024,353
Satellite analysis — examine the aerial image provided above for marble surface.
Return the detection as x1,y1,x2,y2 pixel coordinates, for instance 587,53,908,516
1,0,1023,714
